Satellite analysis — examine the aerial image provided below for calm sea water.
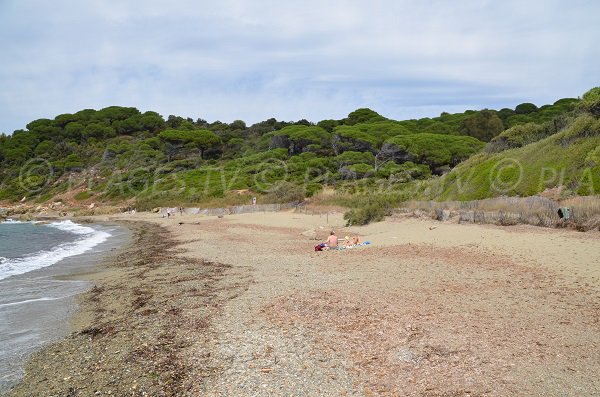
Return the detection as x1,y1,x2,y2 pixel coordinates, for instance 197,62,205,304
0,220,123,393
0,220,110,281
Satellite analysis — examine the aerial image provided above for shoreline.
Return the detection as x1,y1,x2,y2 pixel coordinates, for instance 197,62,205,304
3,211,600,396
0,221,131,394
4,219,247,396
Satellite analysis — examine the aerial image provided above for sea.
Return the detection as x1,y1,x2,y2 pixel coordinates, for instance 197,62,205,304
0,219,129,393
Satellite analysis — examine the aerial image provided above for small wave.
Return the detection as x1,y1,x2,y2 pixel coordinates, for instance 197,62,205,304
0,222,111,281
1,219,44,225
46,220,97,235
0,296,66,308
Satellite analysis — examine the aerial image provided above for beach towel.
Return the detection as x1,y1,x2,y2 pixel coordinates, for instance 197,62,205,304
331,241,371,251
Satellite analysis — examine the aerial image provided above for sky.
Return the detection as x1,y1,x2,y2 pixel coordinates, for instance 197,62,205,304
0,0,598,134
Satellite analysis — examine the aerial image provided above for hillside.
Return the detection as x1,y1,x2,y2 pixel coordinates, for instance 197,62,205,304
421,117,600,200
0,89,596,210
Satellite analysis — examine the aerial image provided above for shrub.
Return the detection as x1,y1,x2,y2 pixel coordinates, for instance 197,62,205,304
333,125,379,153
34,140,54,157
515,102,539,114
376,161,431,180
487,122,546,152
159,128,221,159
263,181,305,203
317,119,338,132
376,162,404,178
459,110,505,141
346,163,374,178
305,183,323,197
345,108,386,125
356,121,413,139
422,121,454,135
64,153,84,170
268,125,329,154
343,198,393,225
74,190,93,201
585,145,600,166
335,151,375,167
556,115,600,146
341,194,400,225
578,87,600,117
382,133,485,172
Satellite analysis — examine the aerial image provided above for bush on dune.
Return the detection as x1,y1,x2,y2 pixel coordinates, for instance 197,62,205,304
343,195,396,225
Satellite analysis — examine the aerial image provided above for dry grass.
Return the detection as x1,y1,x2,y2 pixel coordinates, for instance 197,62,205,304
397,195,600,230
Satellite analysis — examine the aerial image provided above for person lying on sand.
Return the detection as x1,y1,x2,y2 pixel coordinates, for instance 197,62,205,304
344,235,360,248
344,236,352,248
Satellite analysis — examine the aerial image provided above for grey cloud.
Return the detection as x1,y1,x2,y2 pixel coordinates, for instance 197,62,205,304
0,0,598,133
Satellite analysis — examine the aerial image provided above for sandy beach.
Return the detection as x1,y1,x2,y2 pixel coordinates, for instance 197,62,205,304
5,211,600,396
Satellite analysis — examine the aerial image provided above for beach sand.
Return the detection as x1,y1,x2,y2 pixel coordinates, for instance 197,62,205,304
5,211,600,396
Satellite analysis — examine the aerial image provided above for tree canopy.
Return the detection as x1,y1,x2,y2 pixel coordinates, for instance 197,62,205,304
459,110,504,141
0,90,588,204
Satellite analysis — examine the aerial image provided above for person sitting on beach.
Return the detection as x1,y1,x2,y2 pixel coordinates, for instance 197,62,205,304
351,235,360,245
325,231,338,249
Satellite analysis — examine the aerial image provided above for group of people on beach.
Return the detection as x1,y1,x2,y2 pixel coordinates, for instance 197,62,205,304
164,207,184,218
316,231,360,251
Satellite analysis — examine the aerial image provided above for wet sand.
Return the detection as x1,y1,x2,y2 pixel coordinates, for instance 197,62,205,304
0,223,129,393
4,212,600,396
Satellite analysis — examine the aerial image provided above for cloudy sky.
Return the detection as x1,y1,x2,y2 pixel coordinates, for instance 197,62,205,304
0,0,598,134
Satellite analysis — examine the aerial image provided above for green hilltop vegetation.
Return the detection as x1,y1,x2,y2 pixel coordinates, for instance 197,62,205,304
421,114,600,201
408,89,600,201
0,88,598,215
